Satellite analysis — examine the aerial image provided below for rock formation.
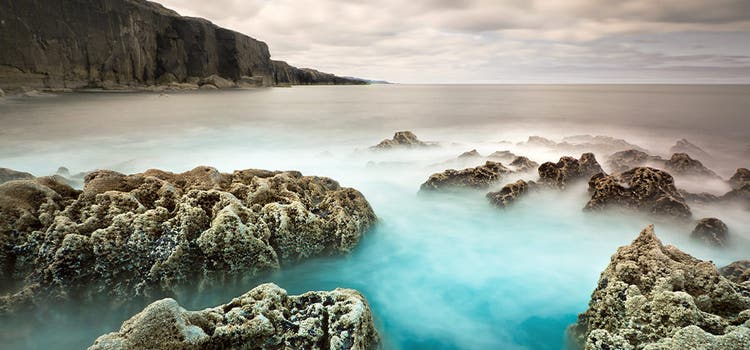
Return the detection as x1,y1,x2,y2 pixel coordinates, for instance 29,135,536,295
0,166,375,313
606,149,664,174
89,283,380,350
420,161,511,191
371,131,430,149
486,180,534,208
509,156,539,172
664,153,719,178
0,168,34,184
585,167,691,219
458,149,482,159
570,225,750,350
670,139,711,160
719,261,750,285
0,0,364,91
520,135,646,154
691,218,729,247
538,153,603,189
728,168,750,190
487,150,517,162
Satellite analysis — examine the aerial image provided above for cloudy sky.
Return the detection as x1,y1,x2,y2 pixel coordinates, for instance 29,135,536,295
158,0,750,83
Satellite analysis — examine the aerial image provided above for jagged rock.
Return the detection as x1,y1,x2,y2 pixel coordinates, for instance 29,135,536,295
486,180,534,208
458,149,481,158
585,167,691,219
678,189,719,204
720,184,750,208
670,139,711,160
729,168,750,190
0,0,363,91
525,136,558,147
0,167,34,184
570,225,750,350
664,153,719,178
538,153,603,189
606,149,664,174
0,166,375,313
420,161,511,191
691,218,729,247
509,156,539,172
719,261,750,284
487,150,517,162
89,283,379,350
371,131,429,149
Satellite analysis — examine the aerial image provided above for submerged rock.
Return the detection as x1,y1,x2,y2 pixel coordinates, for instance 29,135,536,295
509,156,539,172
371,131,430,149
570,225,750,350
585,167,691,219
606,149,664,174
728,168,750,190
719,261,750,284
420,161,511,191
0,166,375,313
538,153,603,189
670,139,711,160
0,167,35,184
664,153,719,178
89,283,380,350
486,180,534,208
691,218,729,247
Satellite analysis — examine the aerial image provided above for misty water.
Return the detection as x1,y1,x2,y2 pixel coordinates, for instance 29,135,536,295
1,85,749,349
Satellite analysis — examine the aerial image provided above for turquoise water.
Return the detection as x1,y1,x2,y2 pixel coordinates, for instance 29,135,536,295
1,85,749,349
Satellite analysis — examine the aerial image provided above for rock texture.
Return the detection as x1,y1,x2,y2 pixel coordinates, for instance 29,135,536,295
89,283,380,350
371,131,430,149
420,161,512,191
585,167,691,219
664,153,719,178
670,139,711,160
0,166,375,313
606,150,664,174
0,0,364,91
0,168,34,184
719,261,750,285
486,180,534,208
487,150,517,162
728,168,750,190
509,156,539,172
691,218,729,247
538,153,603,189
570,225,750,350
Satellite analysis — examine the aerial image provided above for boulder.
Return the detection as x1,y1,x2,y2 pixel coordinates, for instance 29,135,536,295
486,180,534,208
538,153,603,189
570,225,750,349
89,283,380,350
458,149,481,158
0,167,34,184
670,139,711,160
0,166,376,313
664,153,719,178
585,167,691,219
509,156,539,172
690,218,729,247
420,161,511,191
728,168,750,190
606,149,664,174
487,150,517,162
198,75,235,89
719,261,750,284
371,131,429,149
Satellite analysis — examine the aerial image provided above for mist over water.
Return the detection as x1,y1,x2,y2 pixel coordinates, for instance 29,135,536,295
1,85,749,349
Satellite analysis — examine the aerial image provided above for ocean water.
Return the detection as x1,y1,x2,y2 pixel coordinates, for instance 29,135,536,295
0,85,749,349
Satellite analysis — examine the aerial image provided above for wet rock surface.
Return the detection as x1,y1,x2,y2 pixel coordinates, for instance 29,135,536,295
0,166,375,313
538,153,603,189
371,131,430,149
570,225,750,350
585,167,691,219
486,180,534,208
89,283,380,350
664,153,719,178
691,218,729,247
420,161,512,191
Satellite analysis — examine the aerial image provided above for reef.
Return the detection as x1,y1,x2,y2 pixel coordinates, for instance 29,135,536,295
420,161,512,191
0,166,375,313
89,283,380,350
486,180,534,208
538,153,603,190
570,225,750,350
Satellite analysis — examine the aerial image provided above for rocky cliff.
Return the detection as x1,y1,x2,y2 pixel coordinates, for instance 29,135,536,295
0,0,365,91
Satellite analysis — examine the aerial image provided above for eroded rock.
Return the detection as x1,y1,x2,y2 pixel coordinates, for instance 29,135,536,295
371,131,430,149
486,180,534,208
606,149,664,174
420,161,511,191
570,225,750,350
691,218,729,247
509,156,539,172
664,153,719,178
670,139,711,160
89,283,380,350
538,153,603,189
0,168,34,184
728,168,750,190
719,261,750,284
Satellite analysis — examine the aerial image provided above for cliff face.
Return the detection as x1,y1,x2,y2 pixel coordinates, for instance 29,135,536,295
0,0,364,90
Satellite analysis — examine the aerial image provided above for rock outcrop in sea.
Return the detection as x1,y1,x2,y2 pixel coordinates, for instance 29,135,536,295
664,153,719,178
670,139,711,160
729,168,750,189
691,218,729,247
420,161,512,191
585,167,691,219
486,180,534,208
89,283,380,350
0,168,34,184
0,166,375,313
371,131,431,149
520,135,646,154
0,0,364,92
538,153,603,189
606,149,665,174
570,225,750,349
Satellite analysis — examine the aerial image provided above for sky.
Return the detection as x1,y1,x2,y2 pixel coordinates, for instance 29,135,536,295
156,0,750,83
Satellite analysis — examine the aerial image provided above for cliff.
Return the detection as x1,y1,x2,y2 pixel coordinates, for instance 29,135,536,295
0,0,365,91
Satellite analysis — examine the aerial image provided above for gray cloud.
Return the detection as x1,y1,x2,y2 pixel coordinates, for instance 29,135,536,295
157,0,750,83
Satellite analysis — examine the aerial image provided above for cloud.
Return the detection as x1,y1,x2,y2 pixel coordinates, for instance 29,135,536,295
156,0,750,83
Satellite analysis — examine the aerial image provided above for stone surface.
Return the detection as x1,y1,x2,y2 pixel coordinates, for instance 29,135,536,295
728,168,750,190
538,153,603,189
691,218,729,247
509,156,539,172
371,131,430,149
486,180,534,208
664,153,719,178
670,139,711,160
0,168,35,184
0,166,375,313
0,0,364,91
570,225,750,350
585,167,691,219
89,283,380,350
606,149,664,174
719,261,750,284
420,161,512,191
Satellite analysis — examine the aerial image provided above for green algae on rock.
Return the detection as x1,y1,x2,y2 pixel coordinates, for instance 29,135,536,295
89,283,380,350
570,225,750,350
0,167,376,313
